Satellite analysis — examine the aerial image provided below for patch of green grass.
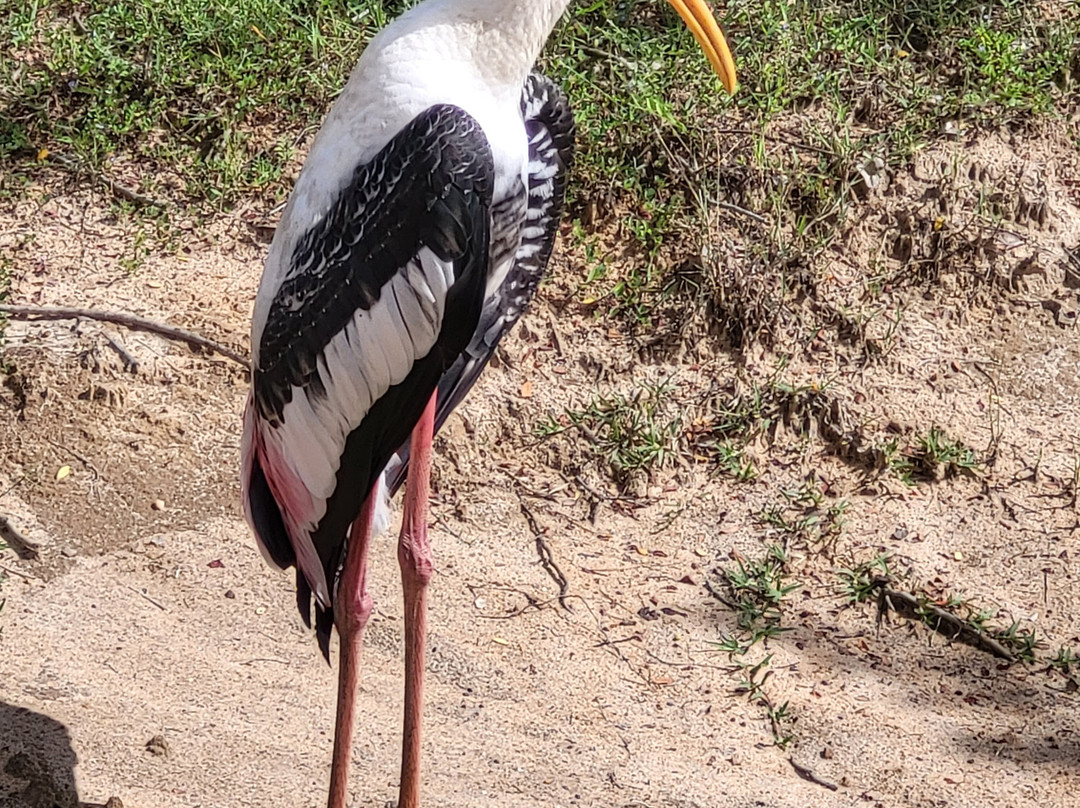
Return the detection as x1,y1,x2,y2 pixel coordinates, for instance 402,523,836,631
836,553,892,604
1,0,383,203
879,426,983,483
688,376,850,480
727,0,1078,142
710,647,795,747
733,654,794,747
880,435,917,484
550,0,1078,211
537,377,681,488
3,0,1075,242
758,488,849,552
957,23,1070,113
692,376,819,443
993,620,1041,664
715,543,800,636
0,254,11,306
1050,645,1078,676
545,2,733,202
550,1,1078,336
711,440,757,481
539,373,839,490
914,426,982,476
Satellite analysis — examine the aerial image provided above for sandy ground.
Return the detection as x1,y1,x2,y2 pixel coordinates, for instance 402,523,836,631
2,123,1080,808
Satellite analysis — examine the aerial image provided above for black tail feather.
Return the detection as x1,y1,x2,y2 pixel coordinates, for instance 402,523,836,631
295,569,312,629
296,568,332,664
249,457,296,570
315,604,334,664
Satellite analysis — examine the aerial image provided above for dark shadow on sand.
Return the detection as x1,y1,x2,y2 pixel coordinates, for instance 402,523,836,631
0,702,78,808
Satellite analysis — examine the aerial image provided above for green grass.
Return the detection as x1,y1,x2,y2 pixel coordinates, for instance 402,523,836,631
2,0,1075,214
546,0,1078,331
0,253,10,302
707,544,800,747
1,0,382,202
1,0,1076,332
538,377,681,488
712,543,800,639
727,0,1077,137
879,426,983,484
1050,645,1079,682
687,375,838,478
837,553,892,604
758,480,849,552
536,372,842,489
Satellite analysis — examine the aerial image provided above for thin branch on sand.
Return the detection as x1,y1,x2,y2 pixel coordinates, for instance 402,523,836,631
0,303,251,370
0,514,40,560
49,152,171,209
875,582,1016,661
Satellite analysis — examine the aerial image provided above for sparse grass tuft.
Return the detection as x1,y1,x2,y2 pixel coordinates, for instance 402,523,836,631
712,544,800,642
710,440,757,482
539,373,849,491
687,376,841,477
732,654,795,748
836,553,892,604
913,426,982,477
1050,646,1078,677
879,426,983,484
0,254,11,308
538,377,681,489
711,579,797,749
993,620,1042,665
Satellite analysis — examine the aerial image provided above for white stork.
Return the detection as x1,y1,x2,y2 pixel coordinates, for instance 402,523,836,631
240,2,736,806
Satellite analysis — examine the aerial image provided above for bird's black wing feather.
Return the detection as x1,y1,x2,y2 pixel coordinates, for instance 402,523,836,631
384,73,574,495
254,105,494,426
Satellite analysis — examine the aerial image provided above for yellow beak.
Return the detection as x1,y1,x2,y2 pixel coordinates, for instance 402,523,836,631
667,0,737,94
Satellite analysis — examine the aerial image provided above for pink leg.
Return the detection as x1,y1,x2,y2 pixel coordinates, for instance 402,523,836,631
397,393,436,808
328,487,380,808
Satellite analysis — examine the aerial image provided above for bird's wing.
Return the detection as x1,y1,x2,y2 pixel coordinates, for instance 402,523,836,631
383,72,574,496
242,104,494,625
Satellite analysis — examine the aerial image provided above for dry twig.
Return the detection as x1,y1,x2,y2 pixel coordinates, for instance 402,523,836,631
49,152,170,208
788,757,839,791
874,581,1016,661
0,303,250,370
104,332,140,373
0,514,39,560
126,585,168,612
518,498,571,610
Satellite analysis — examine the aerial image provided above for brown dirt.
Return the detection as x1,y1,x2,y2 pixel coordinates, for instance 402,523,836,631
2,123,1079,808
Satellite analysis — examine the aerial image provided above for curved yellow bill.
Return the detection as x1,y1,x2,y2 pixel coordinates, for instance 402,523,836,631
667,0,737,94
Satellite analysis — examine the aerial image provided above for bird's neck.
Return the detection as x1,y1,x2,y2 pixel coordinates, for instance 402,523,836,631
395,0,572,88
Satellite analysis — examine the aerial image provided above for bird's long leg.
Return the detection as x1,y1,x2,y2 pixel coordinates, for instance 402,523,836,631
397,392,436,808
328,486,380,808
